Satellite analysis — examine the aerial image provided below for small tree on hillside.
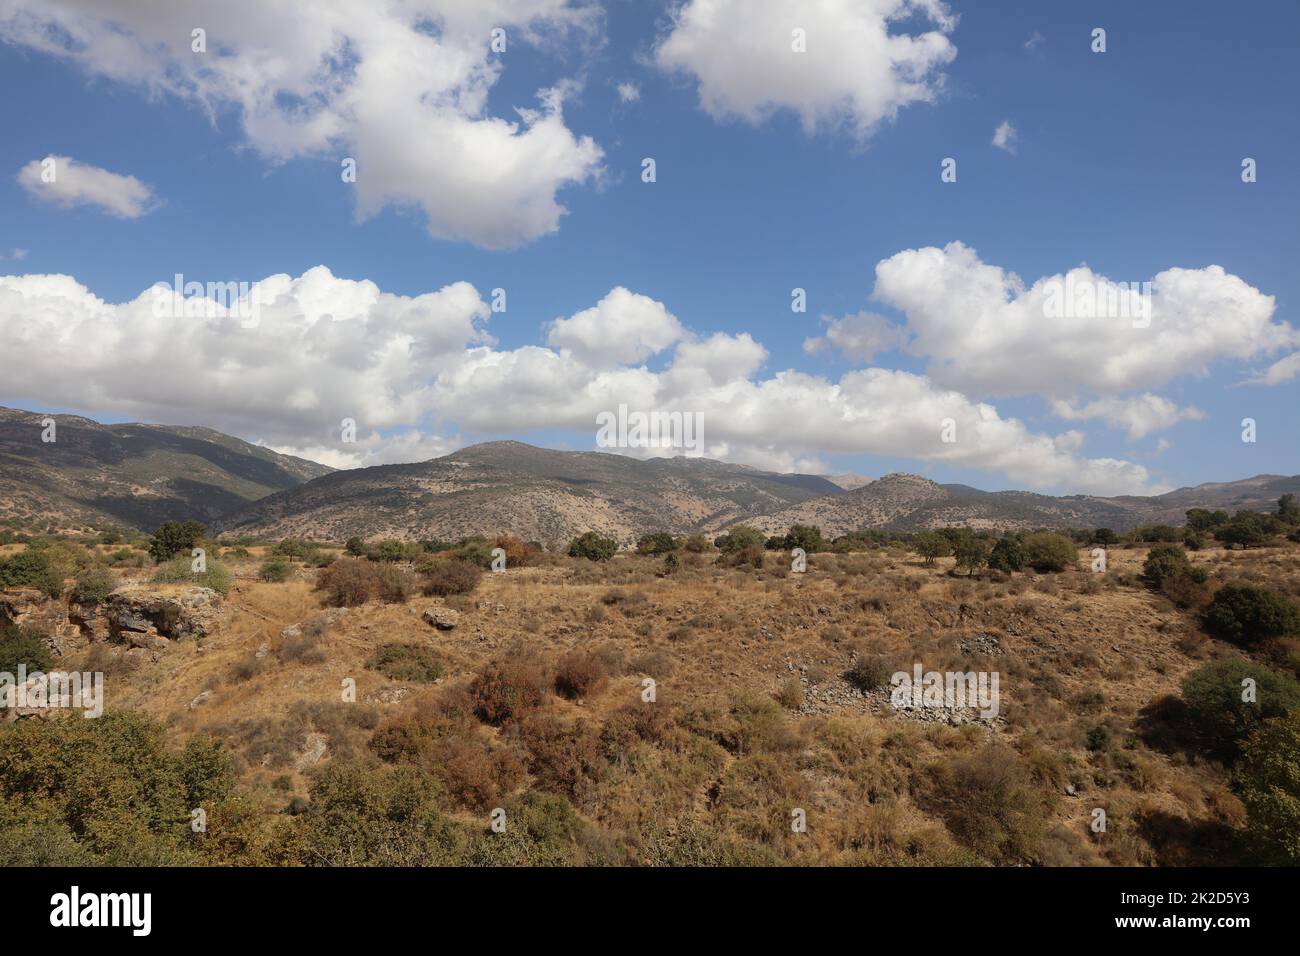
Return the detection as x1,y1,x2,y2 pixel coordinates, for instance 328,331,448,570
147,520,207,563
914,531,949,567
568,531,618,562
782,525,825,554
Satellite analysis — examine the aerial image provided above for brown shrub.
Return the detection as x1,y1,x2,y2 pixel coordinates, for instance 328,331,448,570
509,712,606,804
315,557,415,607
494,534,539,568
916,745,1047,864
599,702,672,759
418,558,482,596
368,710,524,810
469,658,550,725
554,650,609,700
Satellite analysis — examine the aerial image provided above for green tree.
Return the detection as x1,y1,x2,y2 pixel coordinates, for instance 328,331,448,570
568,531,618,561
1277,494,1300,526
1182,660,1300,759
1092,528,1119,546
913,531,949,567
1204,584,1300,647
1140,544,1206,590
782,525,825,554
1216,511,1270,549
1022,532,1078,572
951,533,990,576
1186,508,1228,533
345,536,367,557
147,520,207,563
713,525,765,554
636,532,679,555
987,535,1026,573
1235,713,1300,863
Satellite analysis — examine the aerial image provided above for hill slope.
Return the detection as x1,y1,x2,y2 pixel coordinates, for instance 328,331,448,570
0,406,333,532
748,472,1300,536
218,441,844,546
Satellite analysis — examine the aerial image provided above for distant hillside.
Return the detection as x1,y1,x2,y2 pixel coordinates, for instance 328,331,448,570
218,441,844,546
0,407,333,532
746,472,1300,536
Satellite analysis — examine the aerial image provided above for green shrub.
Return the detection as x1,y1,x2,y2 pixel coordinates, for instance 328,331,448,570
466,791,587,867
0,550,63,596
713,525,765,554
70,564,118,604
636,531,679,555
371,539,420,563
151,556,234,595
259,558,293,582
0,711,235,862
1140,544,1207,590
1204,584,1300,648
366,643,443,683
1181,660,1300,758
1022,532,1078,572
1234,712,1300,863
345,536,367,557
290,763,463,866
0,625,53,674
568,531,618,562
450,536,494,567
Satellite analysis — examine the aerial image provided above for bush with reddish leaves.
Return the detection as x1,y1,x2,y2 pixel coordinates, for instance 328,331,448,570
554,650,609,700
469,658,550,725
418,558,482,597
316,557,415,607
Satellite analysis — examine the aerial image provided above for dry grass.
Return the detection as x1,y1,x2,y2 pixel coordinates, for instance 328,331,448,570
38,539,1300,864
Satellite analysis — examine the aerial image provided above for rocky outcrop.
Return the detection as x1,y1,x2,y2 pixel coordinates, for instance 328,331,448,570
102,586,226,648
422,606,460,630
0,588,86,655
0,584,226,655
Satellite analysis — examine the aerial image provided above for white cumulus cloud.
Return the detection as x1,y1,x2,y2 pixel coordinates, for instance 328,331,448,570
17,155,158,218
0,1,605,249
873,241,1295,400
655,0,957,139
0,266,1166,494
1050,394,1205,439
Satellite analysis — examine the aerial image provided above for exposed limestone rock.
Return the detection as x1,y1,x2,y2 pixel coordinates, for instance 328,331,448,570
422,606,460,630
0,588,85,655
102,585,226,645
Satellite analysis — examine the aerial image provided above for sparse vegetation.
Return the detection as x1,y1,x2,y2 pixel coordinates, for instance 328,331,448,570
151,556,234,595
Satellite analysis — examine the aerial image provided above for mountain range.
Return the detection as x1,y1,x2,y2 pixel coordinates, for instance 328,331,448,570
0,406,332,532
2,406,1295,544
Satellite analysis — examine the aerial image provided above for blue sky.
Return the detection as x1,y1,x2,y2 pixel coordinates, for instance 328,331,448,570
1,0,1297,494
